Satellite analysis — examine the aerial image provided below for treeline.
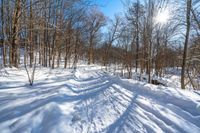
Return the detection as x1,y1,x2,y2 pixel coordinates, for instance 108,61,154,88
0,0,199,89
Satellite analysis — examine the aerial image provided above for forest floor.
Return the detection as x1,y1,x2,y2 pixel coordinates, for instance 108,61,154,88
0,64,200,133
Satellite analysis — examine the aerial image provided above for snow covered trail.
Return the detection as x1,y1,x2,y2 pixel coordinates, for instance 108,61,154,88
0,65,200,133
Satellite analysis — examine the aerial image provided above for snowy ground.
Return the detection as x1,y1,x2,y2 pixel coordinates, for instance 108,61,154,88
0,65,200,133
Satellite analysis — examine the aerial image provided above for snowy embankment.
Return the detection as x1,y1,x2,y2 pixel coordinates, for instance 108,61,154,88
0,65,200,133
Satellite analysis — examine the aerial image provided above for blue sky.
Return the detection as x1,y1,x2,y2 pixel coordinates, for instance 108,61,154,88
96,0,124,19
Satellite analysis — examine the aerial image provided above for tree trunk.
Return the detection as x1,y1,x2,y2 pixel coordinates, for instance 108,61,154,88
1,0,7,67
29,0,33,67
181,0,192,89
11,0,21,68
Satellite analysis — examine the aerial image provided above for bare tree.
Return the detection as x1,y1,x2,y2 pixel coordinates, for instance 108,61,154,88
25,54,37,86
1,0,7,67
181,0,192,89
10,0,21,68
103,15,120,67
86,9,106,65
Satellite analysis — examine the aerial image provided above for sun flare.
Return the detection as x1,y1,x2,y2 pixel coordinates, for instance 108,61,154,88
155,9,170,24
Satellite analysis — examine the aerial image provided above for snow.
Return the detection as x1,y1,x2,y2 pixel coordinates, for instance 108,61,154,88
0,65,200,133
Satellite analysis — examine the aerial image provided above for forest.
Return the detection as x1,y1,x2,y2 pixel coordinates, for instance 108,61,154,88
0,0,199,89
0,0,200,132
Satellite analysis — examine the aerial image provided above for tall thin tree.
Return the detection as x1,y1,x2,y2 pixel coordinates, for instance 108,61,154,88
181,0,192,89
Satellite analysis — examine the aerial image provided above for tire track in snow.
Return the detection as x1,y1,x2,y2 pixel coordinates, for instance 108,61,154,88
71,68,200,133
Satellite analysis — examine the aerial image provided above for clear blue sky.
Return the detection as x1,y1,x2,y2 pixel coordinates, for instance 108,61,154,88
96,0,124,19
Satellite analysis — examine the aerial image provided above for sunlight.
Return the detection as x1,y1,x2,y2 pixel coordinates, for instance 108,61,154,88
155,9,170,25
